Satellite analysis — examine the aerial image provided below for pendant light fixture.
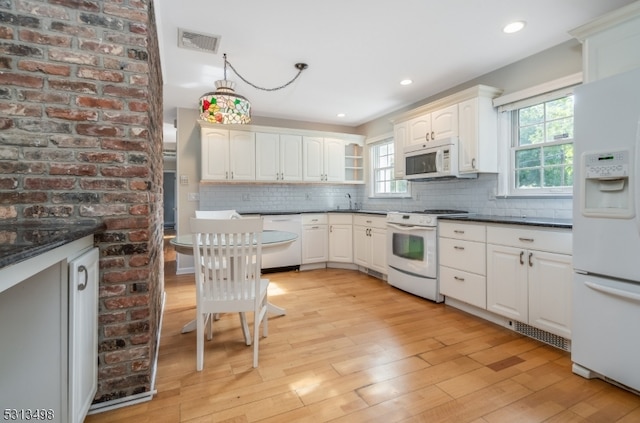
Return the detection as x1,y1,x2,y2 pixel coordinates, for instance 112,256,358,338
199,53,308,124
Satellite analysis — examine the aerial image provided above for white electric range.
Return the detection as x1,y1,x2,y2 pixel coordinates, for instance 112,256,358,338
386,210,468,302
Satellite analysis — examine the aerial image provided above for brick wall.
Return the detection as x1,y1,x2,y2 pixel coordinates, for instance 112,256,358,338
0,0,164,404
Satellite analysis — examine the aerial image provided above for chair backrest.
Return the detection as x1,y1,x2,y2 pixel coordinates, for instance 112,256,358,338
195,210,241,219
190,217,263,310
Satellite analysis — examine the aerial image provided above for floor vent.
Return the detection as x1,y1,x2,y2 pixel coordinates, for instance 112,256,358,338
512,321,571,351
178,28,220,54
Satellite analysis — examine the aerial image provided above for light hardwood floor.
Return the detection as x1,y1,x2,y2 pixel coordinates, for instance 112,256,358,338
86,241,640,422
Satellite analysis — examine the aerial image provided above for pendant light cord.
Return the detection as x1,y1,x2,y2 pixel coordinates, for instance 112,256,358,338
223,53,308,92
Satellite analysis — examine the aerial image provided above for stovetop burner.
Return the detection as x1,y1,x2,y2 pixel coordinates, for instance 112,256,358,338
411,209,468,215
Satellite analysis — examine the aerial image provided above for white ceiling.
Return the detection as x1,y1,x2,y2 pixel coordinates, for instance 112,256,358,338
155,0,634,132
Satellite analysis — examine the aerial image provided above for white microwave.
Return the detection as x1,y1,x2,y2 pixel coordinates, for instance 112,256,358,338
404,137,462,180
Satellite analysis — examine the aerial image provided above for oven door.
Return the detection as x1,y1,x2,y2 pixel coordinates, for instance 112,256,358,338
386,223,437,278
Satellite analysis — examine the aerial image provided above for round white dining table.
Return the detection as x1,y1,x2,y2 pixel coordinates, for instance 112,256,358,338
169,230,297,333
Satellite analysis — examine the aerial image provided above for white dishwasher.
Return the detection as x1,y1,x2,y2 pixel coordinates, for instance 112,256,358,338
261,214,302,271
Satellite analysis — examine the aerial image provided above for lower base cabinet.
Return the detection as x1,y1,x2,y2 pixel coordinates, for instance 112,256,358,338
0,237,98,423
353,215,387,274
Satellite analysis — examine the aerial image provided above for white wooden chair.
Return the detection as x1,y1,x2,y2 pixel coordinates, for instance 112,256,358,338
190,217,269,370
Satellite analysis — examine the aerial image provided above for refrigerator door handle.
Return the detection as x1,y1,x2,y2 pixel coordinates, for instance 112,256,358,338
585,281,640,303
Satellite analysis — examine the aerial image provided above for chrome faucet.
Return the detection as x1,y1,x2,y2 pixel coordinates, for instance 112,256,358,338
345,193,352,210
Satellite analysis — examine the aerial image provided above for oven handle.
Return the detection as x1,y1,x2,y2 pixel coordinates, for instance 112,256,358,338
386,223,436,232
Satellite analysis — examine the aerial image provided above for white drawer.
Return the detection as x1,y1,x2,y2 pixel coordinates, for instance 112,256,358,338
354,214,386,229
439,238,486,275
439,221,486,242
487,225,572,255
328,213,352,225
440,266,487,309
302,214,328,225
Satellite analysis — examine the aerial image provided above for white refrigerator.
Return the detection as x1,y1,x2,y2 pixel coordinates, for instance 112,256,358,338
572,67,640,393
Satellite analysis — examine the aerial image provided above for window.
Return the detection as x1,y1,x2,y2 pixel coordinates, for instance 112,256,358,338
512,95,574,193
495,76,580,197
370,138,408,197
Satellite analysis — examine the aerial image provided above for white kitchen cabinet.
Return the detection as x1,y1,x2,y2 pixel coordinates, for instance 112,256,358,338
393,120,408,179
328,213,353,263
255,132,303,182
0,236,98,423
301,214,328,265
353,214,387,275
406,104,458,146
458,94,500,174
570,2,640,83
201,127,255,181
438,222,487,309
303,136,345,182
486,225,573,338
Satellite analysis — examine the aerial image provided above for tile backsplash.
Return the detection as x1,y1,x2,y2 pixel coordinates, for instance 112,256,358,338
199,174,572,219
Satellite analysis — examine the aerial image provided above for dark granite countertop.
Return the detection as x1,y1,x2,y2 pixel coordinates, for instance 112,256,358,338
240,209,389,216
439,214,572,229
0,220,104,269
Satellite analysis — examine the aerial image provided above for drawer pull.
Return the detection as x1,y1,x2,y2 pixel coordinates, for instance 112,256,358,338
519,237,534,242
454,230,465,234
454,246,465,250
454,276,465,281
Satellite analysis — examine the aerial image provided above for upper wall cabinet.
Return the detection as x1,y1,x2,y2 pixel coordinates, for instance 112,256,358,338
303,137,345,182
570,2,640,83
201,128,255,181
198,121,365,184
255,132,303,182
392,85,502,178
407,104,458,146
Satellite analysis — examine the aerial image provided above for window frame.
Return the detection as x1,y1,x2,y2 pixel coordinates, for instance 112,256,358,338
494,74,581,197
367,134,410,199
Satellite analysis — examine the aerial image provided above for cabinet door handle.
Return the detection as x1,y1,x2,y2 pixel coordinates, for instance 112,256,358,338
454,246,465,250
519,237,534,243
472,158,476,169
330,225,333,233
78,265,88,291
225,171,229,179
454,276,465,281
231,171,234,179
528,252,533,267
519,251,524,265
431,131,435,140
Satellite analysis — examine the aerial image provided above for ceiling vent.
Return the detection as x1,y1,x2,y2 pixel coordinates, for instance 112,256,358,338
178,28,220,54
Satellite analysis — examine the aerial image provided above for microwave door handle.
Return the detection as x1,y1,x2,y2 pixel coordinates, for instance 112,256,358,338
387,223,436,232
435,149,444,173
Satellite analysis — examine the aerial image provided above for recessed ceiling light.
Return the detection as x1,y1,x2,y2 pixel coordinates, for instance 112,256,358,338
337,113,346,118
400,79,413,86
503,20,526,34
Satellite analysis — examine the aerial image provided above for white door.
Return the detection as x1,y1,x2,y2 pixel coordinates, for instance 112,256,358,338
229,130,255,180
303,136,324,181
280,134,303,181
487,244,528,321
302,225,328,264
431,104,458,139
407,114,431,145
201,128,229,180
369,227,387,274
323,137,345,182
458,98,478,172
329,224,353,262
255,132,280,181
69,248,99,423
528,251,573,338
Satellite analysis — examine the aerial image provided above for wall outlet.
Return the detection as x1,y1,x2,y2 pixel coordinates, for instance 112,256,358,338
188,192,199,202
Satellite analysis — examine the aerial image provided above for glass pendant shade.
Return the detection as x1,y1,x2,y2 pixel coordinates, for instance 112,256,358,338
199,80,251,124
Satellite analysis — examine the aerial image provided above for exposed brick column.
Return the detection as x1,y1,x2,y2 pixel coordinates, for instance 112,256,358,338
0,0,164,403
